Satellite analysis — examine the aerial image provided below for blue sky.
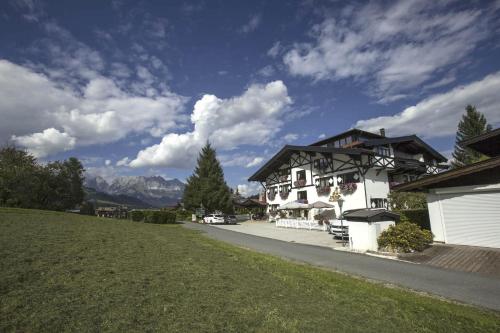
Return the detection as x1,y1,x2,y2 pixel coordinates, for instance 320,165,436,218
1,0,500,195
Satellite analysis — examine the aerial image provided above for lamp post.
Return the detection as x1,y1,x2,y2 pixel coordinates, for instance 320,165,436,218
337,197,345,246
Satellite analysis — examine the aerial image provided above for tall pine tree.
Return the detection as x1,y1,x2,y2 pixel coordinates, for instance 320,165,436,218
183,142,234,213
451,105,491,168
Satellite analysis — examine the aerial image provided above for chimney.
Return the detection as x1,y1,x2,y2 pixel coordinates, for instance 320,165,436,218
379,128,386,137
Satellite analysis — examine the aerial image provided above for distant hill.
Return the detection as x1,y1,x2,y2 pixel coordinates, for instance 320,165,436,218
84,187,153,209
84,175,185,208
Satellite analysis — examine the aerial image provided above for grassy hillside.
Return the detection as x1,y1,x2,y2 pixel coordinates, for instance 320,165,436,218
1,208,499,332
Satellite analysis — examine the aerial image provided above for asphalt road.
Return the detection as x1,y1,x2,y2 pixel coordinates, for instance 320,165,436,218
183,222,500,311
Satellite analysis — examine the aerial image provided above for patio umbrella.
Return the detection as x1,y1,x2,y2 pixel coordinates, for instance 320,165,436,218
278,201,310,210
309,201,335,209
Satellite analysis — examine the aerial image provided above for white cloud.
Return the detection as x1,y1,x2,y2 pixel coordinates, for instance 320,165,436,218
129,81,292,168
116,157,130,167
267,41,282,58
0,59,187,154
257,65,275,77
318,133,326,139
355,71,500,139
240,13,262,33
237,182,262,197
105,159,111,166
220,154,264,168
283,133,299,143
283,1,493,101
11,128,76,158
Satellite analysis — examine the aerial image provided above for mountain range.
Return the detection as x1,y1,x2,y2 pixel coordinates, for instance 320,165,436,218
84,175,185,208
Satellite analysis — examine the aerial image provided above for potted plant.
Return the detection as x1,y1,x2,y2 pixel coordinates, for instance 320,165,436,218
339,182,357,194
294,179,306,187
316,186,331,195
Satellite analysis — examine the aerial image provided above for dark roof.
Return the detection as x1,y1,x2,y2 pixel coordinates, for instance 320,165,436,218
309,128,383,147
342,209,400,222
363,135,447,162
247,145,373,182
461,128,500,157
393,156,500,192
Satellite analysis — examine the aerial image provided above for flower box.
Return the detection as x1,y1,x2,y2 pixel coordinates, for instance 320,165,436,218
294,179,306,187
279,175,289,182
316,186,331,195
339,182,357,194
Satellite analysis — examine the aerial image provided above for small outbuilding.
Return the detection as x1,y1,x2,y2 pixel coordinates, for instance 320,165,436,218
395,128,500,249
343,209,400,252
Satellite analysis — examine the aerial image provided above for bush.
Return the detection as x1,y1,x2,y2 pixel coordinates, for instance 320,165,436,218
175,209,193,222
130,210,145,222
378,222,433,253
396,209,430,230
144,211,176,224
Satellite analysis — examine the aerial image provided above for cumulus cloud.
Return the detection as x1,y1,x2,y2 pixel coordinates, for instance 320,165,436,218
237,182,262,197
0,59,187,155
355,71,500,139
283,0,496,101
129,81,292,168
12,128,76,158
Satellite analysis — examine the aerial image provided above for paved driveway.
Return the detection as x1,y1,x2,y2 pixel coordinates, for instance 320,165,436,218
213,221,345,249
183,222,500,311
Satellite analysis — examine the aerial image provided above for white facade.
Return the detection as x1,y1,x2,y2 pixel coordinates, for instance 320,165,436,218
427,184,500,248
348,220,395,252
265,151,391,218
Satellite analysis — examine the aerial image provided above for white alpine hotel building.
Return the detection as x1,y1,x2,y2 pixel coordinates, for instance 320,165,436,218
249,129,447,220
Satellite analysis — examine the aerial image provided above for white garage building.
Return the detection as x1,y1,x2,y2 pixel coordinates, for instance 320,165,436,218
395,128,500,249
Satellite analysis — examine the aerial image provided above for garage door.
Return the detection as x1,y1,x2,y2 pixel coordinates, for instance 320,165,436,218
440,191,500,248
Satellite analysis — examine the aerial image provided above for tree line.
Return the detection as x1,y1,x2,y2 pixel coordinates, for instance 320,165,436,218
0,146,85,211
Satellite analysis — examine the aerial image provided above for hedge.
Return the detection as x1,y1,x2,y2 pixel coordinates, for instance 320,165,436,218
130,210,144,222
144,211,176,224
129,210,176,224
395,209,430,231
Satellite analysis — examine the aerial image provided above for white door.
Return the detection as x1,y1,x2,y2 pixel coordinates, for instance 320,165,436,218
439,191,500,248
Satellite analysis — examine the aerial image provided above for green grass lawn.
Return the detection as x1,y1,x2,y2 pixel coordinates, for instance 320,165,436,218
1,208,499,332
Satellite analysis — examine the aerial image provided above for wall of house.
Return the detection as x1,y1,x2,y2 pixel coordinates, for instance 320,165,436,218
364,169,390,208
265,152,390,217
426,193,446,242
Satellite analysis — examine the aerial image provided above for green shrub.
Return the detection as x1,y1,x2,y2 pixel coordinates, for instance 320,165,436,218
144,210,176,224
174,209,193,222
396,209,430,230
378,222,433,253
130,210,145,222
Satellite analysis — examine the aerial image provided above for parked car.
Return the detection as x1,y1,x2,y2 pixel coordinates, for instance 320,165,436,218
225,215,237,224
203,214,225,224
251,212,265,220
328,219,350,238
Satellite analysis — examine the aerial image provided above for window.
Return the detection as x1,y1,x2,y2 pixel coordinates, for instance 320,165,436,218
279,168,289,176
377,146,391,156
337,172,361,184
296,170,306,180
313,158,330,170
297,190,307,201
316,177,331,188
370,198,388,209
